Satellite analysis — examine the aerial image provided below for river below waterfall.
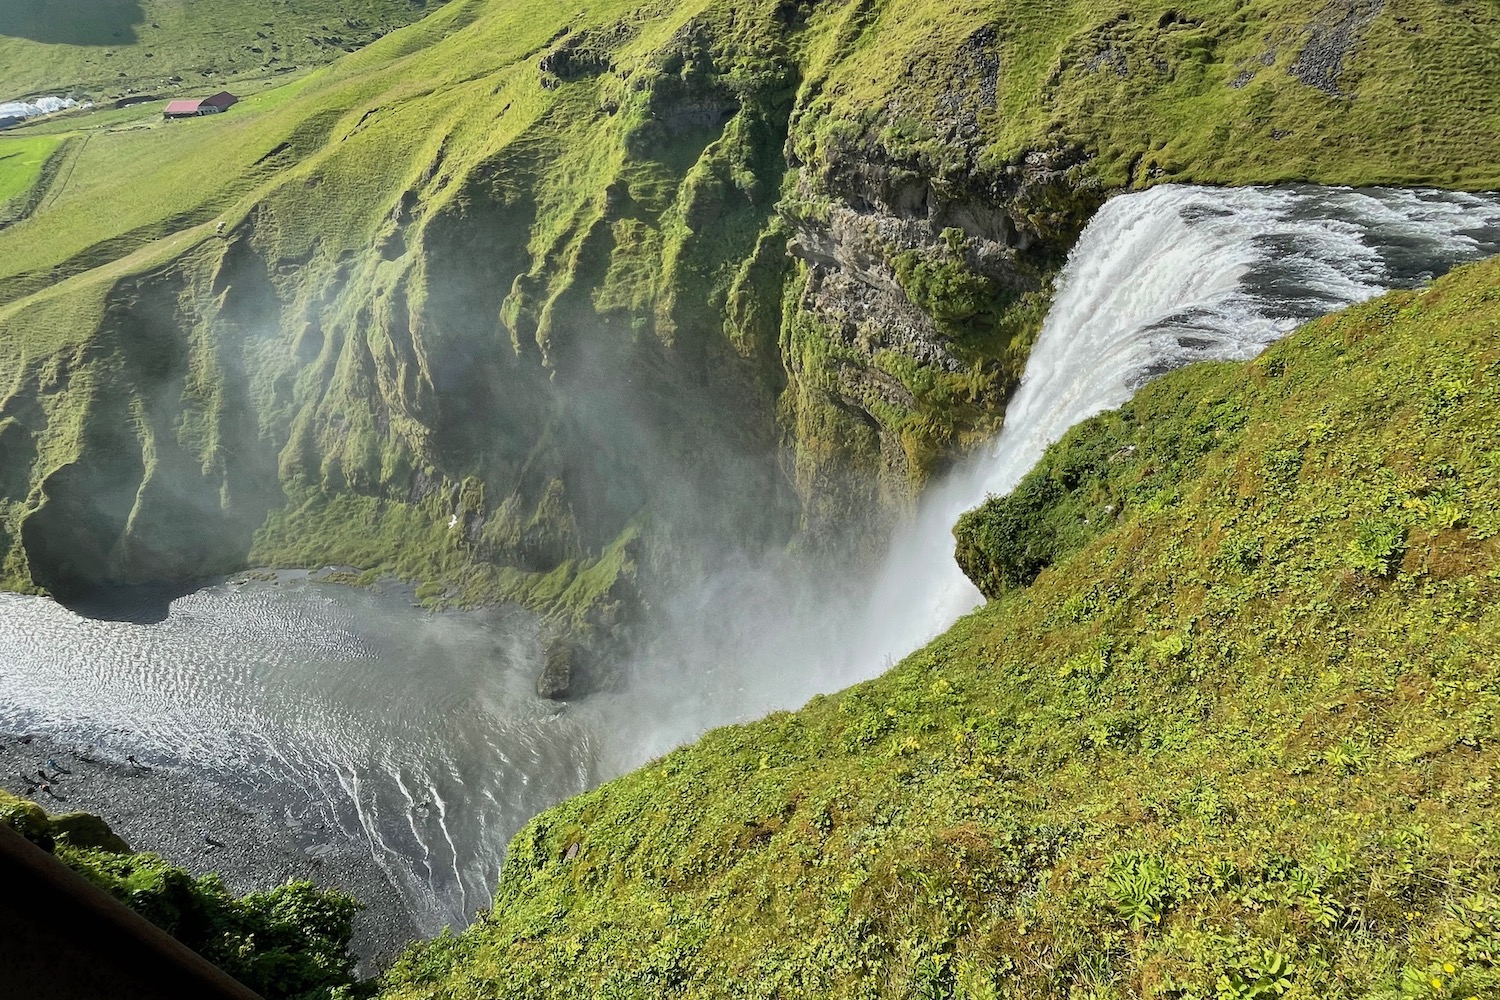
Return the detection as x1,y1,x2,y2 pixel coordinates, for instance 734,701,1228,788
2,184,1499,964
0,573,596,960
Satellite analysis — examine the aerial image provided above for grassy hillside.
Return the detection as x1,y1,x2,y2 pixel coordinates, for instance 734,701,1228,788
377,253,1500,998
794,0,1500,190
0,0,809,637
1,0,1498,637
0,0,444,103
0,134,60,202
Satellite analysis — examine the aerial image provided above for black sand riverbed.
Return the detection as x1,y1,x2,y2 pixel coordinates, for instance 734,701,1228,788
0,729,420,972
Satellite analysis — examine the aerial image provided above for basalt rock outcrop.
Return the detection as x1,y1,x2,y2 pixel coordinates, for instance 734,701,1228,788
780,134,1100,537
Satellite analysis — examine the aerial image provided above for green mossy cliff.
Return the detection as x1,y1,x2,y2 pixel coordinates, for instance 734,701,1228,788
5,1,1500,995
376,247,1500,1000
2,0,1499,640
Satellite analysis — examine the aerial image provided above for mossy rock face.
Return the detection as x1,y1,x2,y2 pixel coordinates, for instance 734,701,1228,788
1,0,812,625
953,470,1068,598
953,370,1252,598
48,812,132,854
536,637,575,700
0,789,53,850
4,0,1500,626
0,790,131,854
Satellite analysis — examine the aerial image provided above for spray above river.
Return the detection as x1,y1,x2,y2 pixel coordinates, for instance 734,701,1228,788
1,184,1498,955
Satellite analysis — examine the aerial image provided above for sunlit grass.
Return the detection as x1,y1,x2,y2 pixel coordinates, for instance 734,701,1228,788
0,134,63,204
0,0,444,103
381,255,1500,1000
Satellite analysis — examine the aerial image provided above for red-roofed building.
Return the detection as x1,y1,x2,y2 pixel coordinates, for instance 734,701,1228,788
163,92,239,119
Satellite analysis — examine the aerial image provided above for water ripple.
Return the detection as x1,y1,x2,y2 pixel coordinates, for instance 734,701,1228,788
0,580,592,932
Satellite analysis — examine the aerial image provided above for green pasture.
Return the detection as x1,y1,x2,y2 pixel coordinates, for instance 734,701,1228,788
0,133,63,208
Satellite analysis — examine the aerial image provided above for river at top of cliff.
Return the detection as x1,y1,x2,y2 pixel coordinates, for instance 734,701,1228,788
0,95,84,123
1,183,1499,958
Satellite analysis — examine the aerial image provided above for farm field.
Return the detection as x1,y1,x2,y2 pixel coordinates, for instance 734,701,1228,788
0,133,64,213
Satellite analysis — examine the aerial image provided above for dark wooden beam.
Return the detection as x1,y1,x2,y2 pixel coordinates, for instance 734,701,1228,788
0,822,266,1000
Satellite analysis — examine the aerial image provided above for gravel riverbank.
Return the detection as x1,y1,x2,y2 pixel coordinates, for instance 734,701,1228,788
0,728,421,973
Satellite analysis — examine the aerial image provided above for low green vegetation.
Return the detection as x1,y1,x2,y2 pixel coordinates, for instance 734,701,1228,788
1,791,364,1000
0,134,65,222
251,486,641,635
799,0,1500,191
2,0,1499,995
379,257,1500,998
952,353,1265,597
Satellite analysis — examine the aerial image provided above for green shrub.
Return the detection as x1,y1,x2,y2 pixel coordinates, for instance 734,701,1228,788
891,248,1002,336
1107,852,1179,929
63,848,364,1000
1346,518,1407,577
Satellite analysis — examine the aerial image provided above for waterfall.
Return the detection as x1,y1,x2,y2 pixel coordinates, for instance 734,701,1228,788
2,184,1499,950
842,184,1500,675
612,183,1500,771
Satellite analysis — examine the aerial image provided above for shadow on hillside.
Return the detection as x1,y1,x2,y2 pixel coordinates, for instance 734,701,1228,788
0,0,142,46
55,583,198,625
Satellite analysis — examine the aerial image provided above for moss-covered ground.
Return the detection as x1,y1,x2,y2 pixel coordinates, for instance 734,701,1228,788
378,254,1500,998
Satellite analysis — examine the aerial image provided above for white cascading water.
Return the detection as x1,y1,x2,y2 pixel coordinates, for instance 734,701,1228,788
1,184,1499,950
839,184,1500,673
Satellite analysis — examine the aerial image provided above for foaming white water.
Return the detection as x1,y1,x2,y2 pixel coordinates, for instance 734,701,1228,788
844,184,1500,671
599,184,1500,772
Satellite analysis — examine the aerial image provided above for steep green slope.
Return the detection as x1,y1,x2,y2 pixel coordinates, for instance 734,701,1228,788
0,0,443,102
0,0,810,643
377,255,1500,998
1,0,1498,647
